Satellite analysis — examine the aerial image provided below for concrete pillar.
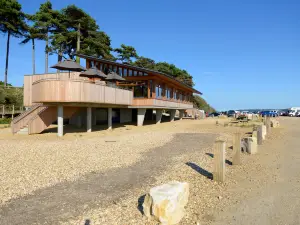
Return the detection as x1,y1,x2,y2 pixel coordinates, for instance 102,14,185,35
137,108,146,126
87,107,92,132
57,105,63,137
156,109,163,124
108,108,112,130
170,109,176,122
179,110,184,120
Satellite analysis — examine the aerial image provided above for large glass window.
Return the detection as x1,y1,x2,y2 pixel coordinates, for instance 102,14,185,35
100,63,103,71
144,73,148,76
113,66,117,72
149,80,153,98
123,68,127,77
156,85,162,98
109,64,113,72
166,88,171,99
134,84,148,98
173,90,177,100
134,70,138,76
118,67,123,76
128,69,132,76
103,64,108,74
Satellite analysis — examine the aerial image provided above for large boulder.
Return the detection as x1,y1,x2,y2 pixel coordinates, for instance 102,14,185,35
143,181,189,225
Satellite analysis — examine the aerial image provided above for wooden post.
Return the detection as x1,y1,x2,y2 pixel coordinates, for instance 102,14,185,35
11,105,14,120
213,140,226,182
257,125,263,145
266,117,271,134
233,132,241,165
263,115,267,125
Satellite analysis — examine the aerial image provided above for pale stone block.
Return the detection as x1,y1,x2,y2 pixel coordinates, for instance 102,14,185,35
271,120,280,128
262,125,267,140
242,137,257,154
143,181,189,225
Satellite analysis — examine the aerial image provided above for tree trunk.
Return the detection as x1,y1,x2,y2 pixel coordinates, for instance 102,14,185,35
45,32,48,73
76,23,81,63
4,31,11,87
32,38,35,75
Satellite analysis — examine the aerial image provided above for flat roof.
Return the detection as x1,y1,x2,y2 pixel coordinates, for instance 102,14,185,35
76,54,202,94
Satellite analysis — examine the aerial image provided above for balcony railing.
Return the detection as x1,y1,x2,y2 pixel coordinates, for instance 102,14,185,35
31,79,133,105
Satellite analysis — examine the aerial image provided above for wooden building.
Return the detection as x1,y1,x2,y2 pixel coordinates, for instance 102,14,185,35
12,55,201,136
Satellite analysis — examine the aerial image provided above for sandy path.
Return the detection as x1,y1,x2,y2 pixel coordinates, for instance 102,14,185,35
202,117,300,225
0,132,217,225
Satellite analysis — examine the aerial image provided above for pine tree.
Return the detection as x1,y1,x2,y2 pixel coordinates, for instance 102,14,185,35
0,0,27,86
114,44,138,63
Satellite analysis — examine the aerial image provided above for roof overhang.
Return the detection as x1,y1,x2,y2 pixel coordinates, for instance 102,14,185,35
76,54,202,95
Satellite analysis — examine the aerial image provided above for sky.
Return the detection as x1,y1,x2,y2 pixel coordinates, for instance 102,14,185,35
1,0,300,110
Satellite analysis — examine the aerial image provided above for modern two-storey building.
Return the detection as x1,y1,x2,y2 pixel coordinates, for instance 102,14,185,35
12,55,201,136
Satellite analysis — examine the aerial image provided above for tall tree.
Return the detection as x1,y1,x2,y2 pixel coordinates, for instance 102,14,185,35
114,44,138,63
20,15,44,74
132,56,156,69
50,5,113,61
35,1,61,73
0,0,27,87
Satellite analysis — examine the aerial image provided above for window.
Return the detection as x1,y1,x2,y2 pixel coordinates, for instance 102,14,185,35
149,80,153,98
118,67,123,76
156,85,162,98
134,84,148,98
144,73,148,76
166,88,171,99
173,90,177,100
134,70,138,76
103,64,108,74
113,66,117,72
109,64,112,72
128,69,132,76
100,63,103,71
124,68,127,76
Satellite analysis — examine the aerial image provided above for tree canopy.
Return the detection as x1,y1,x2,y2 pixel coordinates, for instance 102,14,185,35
114,44,138,63
192,95,215,113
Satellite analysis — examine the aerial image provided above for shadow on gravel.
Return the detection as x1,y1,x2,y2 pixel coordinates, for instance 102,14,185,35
0,133,217,225
205,153,233,165
186,162,213,180
137,194,146,215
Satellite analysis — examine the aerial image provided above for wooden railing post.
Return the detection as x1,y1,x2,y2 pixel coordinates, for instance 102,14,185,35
11,105,15,119
213,140,226,182
257,125,263,145
233,132,242,165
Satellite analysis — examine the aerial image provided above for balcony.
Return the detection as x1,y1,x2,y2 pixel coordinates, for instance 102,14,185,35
31,79,133,106
131,98,193,109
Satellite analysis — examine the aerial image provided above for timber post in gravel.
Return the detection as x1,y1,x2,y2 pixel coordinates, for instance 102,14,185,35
108,108,112,130
213,140,226,182
233,132,242,165
57,105,63,137
87,107,92,132
257,125,263,145
266,117,271,134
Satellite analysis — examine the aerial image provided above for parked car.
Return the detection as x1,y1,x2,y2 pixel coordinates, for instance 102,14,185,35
260,110,278,117
227,110,236,117
296,111,300,117
279,110,289,116
209,112,220,117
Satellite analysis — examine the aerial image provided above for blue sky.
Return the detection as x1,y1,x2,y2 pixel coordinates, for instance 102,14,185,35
1,0,300,110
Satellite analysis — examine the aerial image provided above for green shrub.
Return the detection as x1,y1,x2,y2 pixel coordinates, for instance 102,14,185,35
0,118,12,124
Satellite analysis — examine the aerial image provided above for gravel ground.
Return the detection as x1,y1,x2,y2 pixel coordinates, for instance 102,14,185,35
0,117,256,225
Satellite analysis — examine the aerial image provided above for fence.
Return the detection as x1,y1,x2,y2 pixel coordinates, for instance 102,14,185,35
1,105,25,119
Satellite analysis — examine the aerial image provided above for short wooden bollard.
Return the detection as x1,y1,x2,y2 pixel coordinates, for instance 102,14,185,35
213,140,226,182
233,132,242,165
257,125,263,145
266,117,271,134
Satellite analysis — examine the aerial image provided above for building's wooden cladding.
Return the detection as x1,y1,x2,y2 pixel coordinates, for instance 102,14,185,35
24,72,84,106
132,98,193,109
28,106,79,134
31,79,133,105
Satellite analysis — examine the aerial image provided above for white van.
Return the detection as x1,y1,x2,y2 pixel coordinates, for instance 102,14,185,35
288,107,300,117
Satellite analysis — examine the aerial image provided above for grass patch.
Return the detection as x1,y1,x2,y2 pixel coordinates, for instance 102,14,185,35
0,118,12,124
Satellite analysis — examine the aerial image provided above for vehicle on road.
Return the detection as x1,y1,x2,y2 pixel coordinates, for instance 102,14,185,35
260,110,279,117
227,110,237,117
288,107,300,117
279,110,289,116
209,112,220,117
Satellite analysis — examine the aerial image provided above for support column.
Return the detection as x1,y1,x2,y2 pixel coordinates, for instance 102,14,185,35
108,108,112,130
170,109,176,122
156,109,163,124
87,107,92,132
179,110,184,120
57,105,63,137
137,108,146,126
